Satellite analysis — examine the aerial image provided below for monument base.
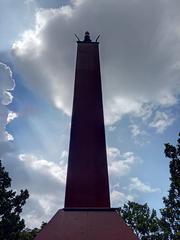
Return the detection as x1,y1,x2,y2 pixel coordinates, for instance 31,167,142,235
34,209,138,240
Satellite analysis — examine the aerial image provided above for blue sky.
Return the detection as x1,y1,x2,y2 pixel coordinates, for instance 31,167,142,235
0,0,180,228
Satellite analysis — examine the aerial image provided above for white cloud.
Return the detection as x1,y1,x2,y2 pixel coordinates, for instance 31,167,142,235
149,111,175,133
107,148,153,207
1,91,14,105
0,105,9,142
22,192,63,228
108,125,116,132
0,63,16,157
130,124,143,138
104,97,142,124
0,62,15,105
3,151,68,228
7,111,18,124
129,123,149,145
4,132,14,141
128,177,160,193
24,0,35,5
19,153,67,184
60,150,68,160
135,103,154,122
107,147,120,160
12,0,180,125
103,147,140,207
111,190,134,206
107,147,137,177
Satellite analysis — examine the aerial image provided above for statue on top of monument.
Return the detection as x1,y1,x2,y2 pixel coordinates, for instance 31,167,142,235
83,31,92,42
75,31,100,42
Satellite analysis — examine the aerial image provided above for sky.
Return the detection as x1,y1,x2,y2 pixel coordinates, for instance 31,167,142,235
0,0,180,228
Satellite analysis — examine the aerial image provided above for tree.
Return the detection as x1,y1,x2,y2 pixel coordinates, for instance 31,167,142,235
19,222,47,240
160,133,180,240
118,133,180,239
19,228,40,240
0,160,29,240
118,201,161,239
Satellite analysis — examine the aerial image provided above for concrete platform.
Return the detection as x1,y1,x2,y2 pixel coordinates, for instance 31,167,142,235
34,209,138,240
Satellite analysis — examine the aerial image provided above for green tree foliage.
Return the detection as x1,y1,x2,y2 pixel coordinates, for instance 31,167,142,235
19,228,40,240
19,222,47,240
160,133,180,240
118,133,180,239
0,160,29,240
118,201,161,239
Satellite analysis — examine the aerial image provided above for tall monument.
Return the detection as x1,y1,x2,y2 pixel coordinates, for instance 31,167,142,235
34,32,137,240
65,31,110,208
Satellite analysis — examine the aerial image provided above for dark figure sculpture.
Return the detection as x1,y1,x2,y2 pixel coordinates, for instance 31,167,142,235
83,31,92,42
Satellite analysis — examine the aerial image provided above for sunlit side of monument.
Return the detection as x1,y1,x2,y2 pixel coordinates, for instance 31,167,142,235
34,32,137,240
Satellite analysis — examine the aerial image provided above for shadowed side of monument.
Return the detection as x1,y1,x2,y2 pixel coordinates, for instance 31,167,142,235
34,32,138,240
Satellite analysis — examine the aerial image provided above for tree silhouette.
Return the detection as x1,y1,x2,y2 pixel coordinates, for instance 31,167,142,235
0,160,29,240
119,201,161,239
160,133,180,239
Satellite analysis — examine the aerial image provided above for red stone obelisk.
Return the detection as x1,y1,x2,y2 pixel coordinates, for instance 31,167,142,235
34,32,137,240
65,31,110,208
